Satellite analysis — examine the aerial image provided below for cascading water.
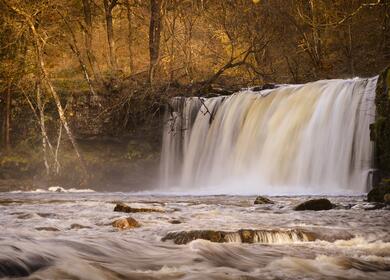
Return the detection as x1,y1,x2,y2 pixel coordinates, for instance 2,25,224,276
160,78,378,195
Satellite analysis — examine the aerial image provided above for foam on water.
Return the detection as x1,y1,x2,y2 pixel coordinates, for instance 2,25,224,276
0,193,389,279
10,186,95,193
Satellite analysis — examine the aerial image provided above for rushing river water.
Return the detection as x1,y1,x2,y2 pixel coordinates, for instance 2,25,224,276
0,190,389,279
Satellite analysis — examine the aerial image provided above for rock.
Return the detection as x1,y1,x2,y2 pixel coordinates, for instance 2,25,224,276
384,193,390,204
112,217,140,230
35,227,60,231
364,203,385,210
293,198,333,211
114,203,164,213
70,223,92,230
367,183,390,203
169,219,182,224
252,84,277,91
254,196,274,205
162,229,317,245
162,230,226,244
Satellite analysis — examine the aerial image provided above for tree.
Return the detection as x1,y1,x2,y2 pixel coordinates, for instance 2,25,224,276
148,0,163,85
81,0,99,79
2,0,89,179
103,0,118,71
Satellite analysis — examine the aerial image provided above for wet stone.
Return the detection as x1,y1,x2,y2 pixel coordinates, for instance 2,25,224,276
35,227,60,232
294,198,334,211
169,219,182,224
114,203,164,213
70,223,92,230
254,196,274,205
162,229,317,245
112,217,140,230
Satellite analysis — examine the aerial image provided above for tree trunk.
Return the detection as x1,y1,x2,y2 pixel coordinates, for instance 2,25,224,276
346,22,355,76
125,0,134,73
148,0,163,85
36,81,50,176
309,0,322,75
103,0,118,71
34,36,88,179
60,11,98,99
4,83,11,151
81,0,99,79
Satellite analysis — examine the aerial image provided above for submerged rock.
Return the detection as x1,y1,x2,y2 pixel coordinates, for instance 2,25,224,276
35,227,60,232
367,183,390,203
254,196,274,205
293,198,333,211
70,223,92,230
162,229,316,245
364,203,385,210
169,219,182,224
114,203,164,213
112,217,140,230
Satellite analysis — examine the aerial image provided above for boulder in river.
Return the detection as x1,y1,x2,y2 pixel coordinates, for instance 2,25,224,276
162,229,317,245
114,203,164,213
70,223,92,230
367,183,390,203
112,217,140,230
293,198,333,211
169,219,182,224
254,196,274,204
35,227,60,231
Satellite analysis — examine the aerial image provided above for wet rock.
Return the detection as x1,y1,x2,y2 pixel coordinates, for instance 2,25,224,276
293,198,333,211
367,182,390,202
17,213,35,219
333,203,355,210
162,230,225,244
112,217,140,230
0,254,53,278
70,223,92,230
35,227,60,231
0,199,24,205
252,84,277,91
384,193,390,204
162,229,317,245
169,219,182,224
114,203,164,213
364,203,385,210
254,196,274,205
37,213,58,218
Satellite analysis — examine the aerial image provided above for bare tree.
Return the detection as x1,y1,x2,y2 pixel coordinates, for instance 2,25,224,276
124,0,135,73
103,0,118,71
148,0,163,85
4,1,89,179
81,0,100,79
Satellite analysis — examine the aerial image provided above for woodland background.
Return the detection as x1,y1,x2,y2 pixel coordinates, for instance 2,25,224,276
0,0,389,190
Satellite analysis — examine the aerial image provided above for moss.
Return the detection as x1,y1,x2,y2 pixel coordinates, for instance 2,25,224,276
371,66,390,176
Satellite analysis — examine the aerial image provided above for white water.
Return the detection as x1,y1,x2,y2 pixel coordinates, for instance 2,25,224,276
161,78,377,194
0,193,389,279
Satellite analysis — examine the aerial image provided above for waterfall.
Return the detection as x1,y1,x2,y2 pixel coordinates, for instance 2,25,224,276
160,78,378,194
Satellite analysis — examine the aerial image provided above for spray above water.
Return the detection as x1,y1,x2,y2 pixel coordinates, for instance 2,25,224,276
160,78,378,195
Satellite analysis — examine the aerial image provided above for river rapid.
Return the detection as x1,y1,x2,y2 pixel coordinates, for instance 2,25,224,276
0,190,389,279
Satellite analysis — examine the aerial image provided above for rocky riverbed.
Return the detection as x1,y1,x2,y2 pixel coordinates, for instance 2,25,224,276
0,190,389,279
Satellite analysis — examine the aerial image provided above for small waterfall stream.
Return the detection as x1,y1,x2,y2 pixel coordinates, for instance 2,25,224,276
160,78,378,194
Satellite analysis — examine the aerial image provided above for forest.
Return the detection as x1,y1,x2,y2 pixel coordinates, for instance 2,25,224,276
0,0,389,190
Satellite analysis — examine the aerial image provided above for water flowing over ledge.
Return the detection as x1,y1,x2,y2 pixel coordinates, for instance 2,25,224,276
162,229,318,245
161,78,378,195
